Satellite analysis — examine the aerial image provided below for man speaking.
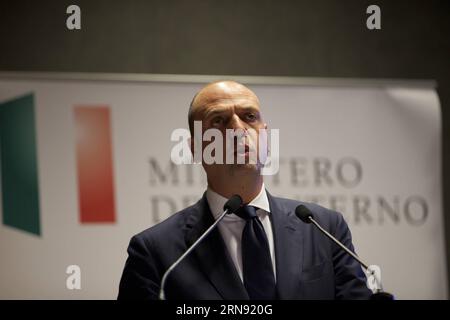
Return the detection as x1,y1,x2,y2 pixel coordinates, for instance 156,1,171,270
118,80,372,300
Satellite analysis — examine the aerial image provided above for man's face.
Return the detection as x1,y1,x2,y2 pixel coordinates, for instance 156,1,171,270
190,81,267,179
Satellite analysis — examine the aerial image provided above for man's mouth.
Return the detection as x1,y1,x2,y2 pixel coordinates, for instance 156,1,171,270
234,144,250,155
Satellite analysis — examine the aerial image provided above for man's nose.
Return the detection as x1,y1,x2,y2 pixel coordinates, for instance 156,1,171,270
228,114,247,131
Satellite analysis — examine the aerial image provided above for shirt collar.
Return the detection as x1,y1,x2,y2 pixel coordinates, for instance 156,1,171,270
206,183,271,220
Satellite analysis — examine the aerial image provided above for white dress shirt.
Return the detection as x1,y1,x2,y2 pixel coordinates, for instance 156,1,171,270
206,184,276,282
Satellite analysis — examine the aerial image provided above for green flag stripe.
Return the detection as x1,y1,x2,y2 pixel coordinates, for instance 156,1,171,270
0,93,41,236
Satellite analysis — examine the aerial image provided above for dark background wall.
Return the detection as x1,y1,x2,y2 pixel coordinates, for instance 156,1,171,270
1,0,449,289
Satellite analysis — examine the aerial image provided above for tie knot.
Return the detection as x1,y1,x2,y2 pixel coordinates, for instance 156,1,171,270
235,205,257,220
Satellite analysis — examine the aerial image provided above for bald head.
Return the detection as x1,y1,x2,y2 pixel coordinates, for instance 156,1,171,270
188,81,260,135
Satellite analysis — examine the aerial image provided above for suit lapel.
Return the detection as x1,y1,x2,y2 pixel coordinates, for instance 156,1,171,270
267,192,304,299
184,194,249,300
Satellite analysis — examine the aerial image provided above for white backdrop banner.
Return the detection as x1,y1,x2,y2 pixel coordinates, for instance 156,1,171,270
0,76,446,299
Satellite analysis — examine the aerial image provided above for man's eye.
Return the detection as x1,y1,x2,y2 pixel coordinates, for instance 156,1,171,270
245,113,257,121
212,117,224,126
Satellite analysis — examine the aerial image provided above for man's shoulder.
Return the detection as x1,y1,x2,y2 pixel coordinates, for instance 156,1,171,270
131,193,347,245
132,198,203,245
270,194,344,228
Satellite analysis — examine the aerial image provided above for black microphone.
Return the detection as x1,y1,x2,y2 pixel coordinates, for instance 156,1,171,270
158,194,243,300
295,204,393,300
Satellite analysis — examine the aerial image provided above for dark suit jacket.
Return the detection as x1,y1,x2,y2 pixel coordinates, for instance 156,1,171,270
118,192,372,300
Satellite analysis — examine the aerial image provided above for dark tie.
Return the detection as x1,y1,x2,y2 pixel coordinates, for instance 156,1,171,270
235,205,276,300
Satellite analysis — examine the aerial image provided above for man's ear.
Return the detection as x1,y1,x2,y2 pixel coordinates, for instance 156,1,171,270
189,136,194,157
